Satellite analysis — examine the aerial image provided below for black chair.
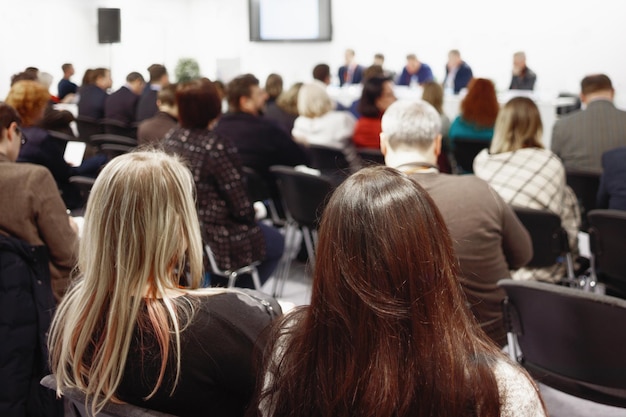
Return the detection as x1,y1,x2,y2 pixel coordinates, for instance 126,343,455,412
588,209,626,298
357,148,385,166
40,375,178,417
566,169,600,231
69,176,96,214
242,166,284,226
556,92,582,116
269,165,335,296
499,279,626,408
511,206,578,286
203,244,262,290
451,137,491,174
90,134,137,159
308,144,353,184
75,115,104,143
101,118,137,139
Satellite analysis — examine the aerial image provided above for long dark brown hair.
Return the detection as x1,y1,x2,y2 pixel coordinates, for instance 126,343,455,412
258,166,522,417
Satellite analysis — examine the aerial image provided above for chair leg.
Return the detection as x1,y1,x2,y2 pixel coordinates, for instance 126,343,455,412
507,333,519,362
251,267,262,291
302,226,316,265
228,272,237,288
272,222,296,297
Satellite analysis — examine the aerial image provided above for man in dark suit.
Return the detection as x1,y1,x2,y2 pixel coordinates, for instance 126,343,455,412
597,147,626,210
77,68,112,119
509,51,537,91
104,72,145,126
338,49,364,87
213,73,309,182
136,64,169,122
552,74,626,173
443,50,473,94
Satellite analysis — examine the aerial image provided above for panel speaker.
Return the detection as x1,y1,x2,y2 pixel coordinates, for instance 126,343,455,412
98,8,121,44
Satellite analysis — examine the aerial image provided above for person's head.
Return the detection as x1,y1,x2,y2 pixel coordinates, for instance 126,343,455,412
213,80,226,100
226,73,267,115
92,68,112,90
10,70,38,86
176,78,221,129
380,100,442,163
373,53,385,66
358,76,396,118
5,80,50,127
297,82,333,118
148,63,169,86
580,74,614,103
62,63,75,78
49,150,205,415
344,48,356,64
81,69,95,86
126,72,146,95
276,82,304,115
362,64,384,81
260,166,512,416
447,49,462,69
0,102,24,162
157,83,178,116
265,73,283,101
421,81,445,114
460,78,499,127
512,51,527,76
312,63,331,85
490,97,543,154
406,54,421,73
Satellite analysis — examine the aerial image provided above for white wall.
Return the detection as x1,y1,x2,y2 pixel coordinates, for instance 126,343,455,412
2,0,626,107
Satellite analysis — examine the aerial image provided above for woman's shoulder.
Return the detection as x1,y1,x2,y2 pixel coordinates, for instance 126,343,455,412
493,359,546,417
187,289,281,325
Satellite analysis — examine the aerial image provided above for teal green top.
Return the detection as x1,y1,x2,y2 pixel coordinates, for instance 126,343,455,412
448,116,494,148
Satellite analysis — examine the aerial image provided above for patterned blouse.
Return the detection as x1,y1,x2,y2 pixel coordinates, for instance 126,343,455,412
164,128,265,270
473,147,581,282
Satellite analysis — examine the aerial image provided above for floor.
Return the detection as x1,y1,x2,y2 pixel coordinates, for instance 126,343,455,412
263,260,626,417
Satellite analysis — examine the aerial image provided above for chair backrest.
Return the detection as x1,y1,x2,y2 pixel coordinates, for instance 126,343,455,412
512,206,569,268
566,169,600,231
90,134,138,148
588,209,626,285
452,138,491,174
357,148,385,166
101,118,137,139
269,165,334,228
242,166,284,225
40,375,179,417
308,144,352,181
69,176,96,211
499,279,626,408
75,115,104,142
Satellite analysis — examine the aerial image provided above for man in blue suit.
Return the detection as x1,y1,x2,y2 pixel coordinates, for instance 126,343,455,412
597,146,626,210
338,49,364,87
443,50,473,94
397,54,434,86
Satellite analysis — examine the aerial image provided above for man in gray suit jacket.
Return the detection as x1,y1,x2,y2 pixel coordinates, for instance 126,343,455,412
551,74,626,173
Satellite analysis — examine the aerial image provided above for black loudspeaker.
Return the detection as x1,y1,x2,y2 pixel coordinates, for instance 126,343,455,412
98,8,121,44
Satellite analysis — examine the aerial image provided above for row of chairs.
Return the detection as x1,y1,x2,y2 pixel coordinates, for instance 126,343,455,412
76,115,138,140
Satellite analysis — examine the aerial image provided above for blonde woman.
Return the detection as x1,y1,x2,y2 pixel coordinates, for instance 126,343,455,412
48,151,280,417
473,97,580,282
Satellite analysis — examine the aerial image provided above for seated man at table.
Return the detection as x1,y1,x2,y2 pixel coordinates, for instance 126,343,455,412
380,99,532,347
443,50,473,94
509,51,537,91
396,54,434,87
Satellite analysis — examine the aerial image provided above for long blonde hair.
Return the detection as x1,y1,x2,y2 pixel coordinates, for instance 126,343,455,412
48,150,206,415
490,97,543,154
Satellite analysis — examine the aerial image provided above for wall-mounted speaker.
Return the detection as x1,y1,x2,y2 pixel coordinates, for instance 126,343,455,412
98,8,121,44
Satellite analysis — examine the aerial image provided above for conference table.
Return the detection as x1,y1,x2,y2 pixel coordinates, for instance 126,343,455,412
327,85,577,149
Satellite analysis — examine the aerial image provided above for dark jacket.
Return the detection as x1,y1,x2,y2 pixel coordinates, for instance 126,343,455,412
136,85,159,122
104,86,140,126
445,61,473,94
77,84,108,119
598,146,626,210
0,234,62,417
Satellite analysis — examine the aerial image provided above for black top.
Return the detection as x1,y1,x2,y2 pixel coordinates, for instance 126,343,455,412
78,84,108,119
117,292,277,417
136,85,159,122
104,86,140,126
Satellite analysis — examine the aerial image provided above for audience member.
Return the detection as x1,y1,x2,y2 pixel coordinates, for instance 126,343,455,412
57,63,78,101
213,73,308,183
551,74,626,173
474,97,580,282
164,78,284,287
422,81,452,173
338,48,364,86
597,146,626,210
264,82,302,135
449,78,499,146
373,52,395,79
257,166,546,417
352,76,396,149
509,51,536,91
7,80,107,209
265,73,283,104
347,65,386,118
104,71,146,126
312,63,331,85
0,102,77,417
396,54,434,86
48,150,281,417
292,82,358,168
443,49,473,94
77,67,111,119
136,64,169,122
0,102,78,301
137,83,178,146
380,100,532,347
